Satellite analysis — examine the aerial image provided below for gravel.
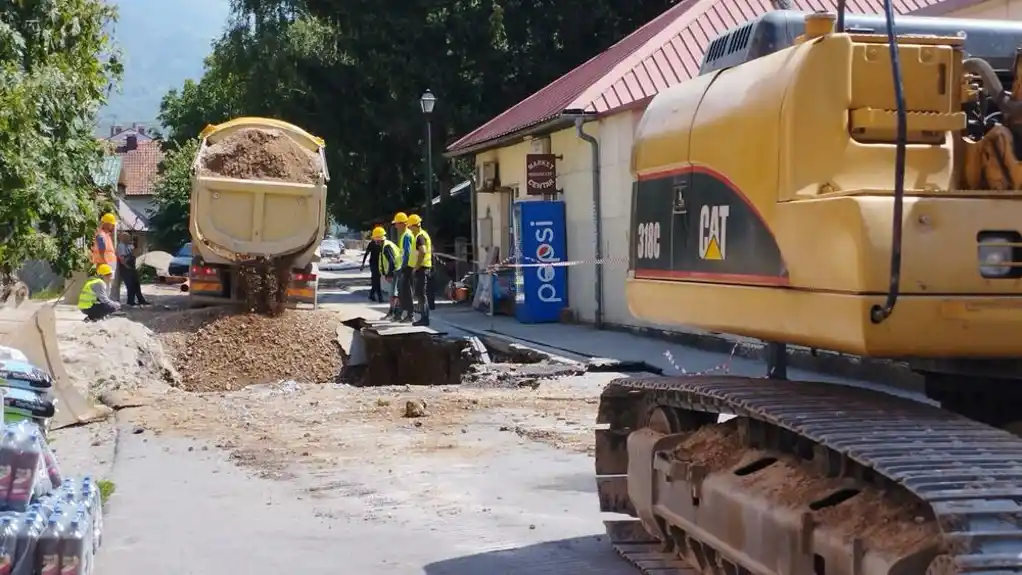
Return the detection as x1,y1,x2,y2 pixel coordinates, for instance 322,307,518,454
199,127,319,183
175,310,343,392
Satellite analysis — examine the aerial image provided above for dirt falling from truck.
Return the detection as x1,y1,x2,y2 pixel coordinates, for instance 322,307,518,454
198,127,322,313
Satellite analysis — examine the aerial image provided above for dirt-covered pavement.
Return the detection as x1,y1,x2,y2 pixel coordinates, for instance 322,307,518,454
49,283,649,574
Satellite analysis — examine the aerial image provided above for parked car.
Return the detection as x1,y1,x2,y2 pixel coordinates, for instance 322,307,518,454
168,243,193,277
319,238,343,260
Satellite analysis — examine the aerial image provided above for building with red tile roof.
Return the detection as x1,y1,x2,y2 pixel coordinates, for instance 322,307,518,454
452,0,994,328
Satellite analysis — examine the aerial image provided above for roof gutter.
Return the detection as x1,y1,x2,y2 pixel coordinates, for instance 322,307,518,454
560,108,604,329
444,116,573,158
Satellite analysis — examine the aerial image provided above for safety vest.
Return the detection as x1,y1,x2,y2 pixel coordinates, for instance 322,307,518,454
77,278,104,310
399,229,415,268
378,240,399,276
410,229,432,268
91,229,115,266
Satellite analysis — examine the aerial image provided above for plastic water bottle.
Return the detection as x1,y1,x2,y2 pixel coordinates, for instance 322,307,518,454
57,514,86,575
0,516,17,575
7,433,40,512
35,516,64,575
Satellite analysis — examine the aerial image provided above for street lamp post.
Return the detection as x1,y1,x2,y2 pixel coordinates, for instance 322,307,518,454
420,89,436,228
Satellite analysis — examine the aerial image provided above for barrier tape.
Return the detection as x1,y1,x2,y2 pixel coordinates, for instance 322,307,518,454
433,250,629,271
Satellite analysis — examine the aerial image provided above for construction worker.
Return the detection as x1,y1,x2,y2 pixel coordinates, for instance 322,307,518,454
393,212,416,323
78,264,121,322
93,213,120,302
360,228,383,302
407,214,432,327
373,227,401,319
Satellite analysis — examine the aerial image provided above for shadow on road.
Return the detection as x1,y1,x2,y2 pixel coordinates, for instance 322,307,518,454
422,535,636,574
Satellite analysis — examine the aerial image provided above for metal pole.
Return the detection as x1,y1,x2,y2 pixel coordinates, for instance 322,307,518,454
425,120,434,228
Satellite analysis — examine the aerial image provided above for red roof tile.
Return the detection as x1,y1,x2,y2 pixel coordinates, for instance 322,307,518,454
119,140,164,196
448,0,949,154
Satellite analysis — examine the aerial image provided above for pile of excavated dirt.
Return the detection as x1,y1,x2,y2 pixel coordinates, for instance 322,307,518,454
59,317,180,397
199,127,319,183
175,310,342,392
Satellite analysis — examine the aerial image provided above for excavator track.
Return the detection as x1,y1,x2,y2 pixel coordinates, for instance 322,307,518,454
594,375,1022,574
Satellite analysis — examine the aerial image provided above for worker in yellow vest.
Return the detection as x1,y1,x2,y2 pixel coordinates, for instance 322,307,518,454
392,211,416,323
78,264,121,322
372,227,401,320
407,214,432,326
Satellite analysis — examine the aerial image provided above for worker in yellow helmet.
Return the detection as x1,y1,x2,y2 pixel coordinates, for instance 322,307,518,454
392,211,415,323
78,263,122,322
407,214,432,327
372,227,402,319
93,212,121,302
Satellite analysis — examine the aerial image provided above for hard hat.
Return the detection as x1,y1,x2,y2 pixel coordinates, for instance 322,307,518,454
392,212,408,224
407,214,422,226
100,213,116,225
96,264,113,276
371,227,386,240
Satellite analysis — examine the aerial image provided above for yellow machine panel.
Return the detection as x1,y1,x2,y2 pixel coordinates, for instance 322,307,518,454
627,31,1022,358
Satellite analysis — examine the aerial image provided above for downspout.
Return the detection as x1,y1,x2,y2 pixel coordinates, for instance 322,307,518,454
470,175,478,272
565,111,604,329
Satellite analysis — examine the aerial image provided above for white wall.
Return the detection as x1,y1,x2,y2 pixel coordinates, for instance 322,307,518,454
472,109,676,329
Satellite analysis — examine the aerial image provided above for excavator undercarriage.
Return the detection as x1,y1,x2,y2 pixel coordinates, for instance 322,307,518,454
594,376,1022,574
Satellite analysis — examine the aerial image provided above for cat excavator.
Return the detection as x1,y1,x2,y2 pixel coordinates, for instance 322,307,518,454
595,6,1022,574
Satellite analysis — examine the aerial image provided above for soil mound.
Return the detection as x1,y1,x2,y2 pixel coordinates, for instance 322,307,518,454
199,127,319,183
175,310,341,392
59,317,180,397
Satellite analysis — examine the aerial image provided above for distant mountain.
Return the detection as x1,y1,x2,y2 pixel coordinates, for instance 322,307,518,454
98,0,231,131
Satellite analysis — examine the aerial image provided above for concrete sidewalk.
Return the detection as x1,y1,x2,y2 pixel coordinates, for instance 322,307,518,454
431,305,922,392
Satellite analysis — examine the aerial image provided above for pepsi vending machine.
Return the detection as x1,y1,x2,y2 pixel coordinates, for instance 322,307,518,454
513,200,568,323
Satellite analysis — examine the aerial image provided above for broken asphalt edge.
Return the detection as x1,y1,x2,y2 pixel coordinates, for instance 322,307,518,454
600,323,924,392
436,316,923,392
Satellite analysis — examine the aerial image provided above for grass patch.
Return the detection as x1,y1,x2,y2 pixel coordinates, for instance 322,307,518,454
30,286,62,301
96,479,115,506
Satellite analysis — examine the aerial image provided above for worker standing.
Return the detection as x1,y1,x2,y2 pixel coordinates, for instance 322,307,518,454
393,212,416,323
360,231,383,302
372,227,401,319
93,213,119,302
407,214,432,327
116,231,149,307
78,264,121,322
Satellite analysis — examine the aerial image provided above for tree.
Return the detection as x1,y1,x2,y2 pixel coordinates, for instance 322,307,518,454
158,0,679,230
0,0,122,280
149,139,200,251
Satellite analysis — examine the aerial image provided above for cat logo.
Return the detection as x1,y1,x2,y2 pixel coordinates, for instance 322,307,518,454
698,205,729,260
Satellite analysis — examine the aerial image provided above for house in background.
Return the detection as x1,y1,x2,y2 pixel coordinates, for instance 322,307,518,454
103,128,165,252
447,0,978,330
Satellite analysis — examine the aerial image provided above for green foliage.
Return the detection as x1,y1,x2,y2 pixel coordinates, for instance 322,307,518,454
158,0,678,230
0,0,123,280
148,138,200,251
138,263,157,283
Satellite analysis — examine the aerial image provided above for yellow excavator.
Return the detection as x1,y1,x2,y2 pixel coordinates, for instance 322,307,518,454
596,6,1022,574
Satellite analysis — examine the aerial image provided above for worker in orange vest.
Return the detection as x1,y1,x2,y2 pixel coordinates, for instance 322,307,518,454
93,213,120,302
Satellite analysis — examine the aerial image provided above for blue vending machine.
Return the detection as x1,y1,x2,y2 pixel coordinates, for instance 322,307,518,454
513,200,568,323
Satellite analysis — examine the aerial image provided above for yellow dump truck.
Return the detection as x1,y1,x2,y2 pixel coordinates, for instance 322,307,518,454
187,117,329,308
